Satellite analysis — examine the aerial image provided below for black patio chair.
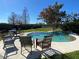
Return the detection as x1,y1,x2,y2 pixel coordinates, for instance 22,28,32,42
9,29,20,39
36,36,52,50
36,36,63,59
41,48,63,59
19,36,33,55
3,35,15,49
4,46,18,59
26,51,41,59
2,35,18,59
36,36,55,59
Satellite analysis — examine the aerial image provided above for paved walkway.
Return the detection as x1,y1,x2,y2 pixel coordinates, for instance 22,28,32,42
0,32,79,59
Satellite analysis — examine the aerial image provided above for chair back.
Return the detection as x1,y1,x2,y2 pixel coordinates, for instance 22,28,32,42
36,36,52,50
3,35,15,49
20,36,32,47
42,36,52,49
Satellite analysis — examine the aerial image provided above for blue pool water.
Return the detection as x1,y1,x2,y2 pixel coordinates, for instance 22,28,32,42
28,32,72,42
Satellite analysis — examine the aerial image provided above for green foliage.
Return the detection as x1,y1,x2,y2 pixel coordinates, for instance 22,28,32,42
39,2,66,30
61,15,79,34
61,12,79,34
0,23,43,31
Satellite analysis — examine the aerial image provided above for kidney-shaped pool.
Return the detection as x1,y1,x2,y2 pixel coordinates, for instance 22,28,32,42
27,32,76,42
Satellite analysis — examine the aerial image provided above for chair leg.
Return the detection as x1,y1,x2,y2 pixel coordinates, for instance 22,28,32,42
31,46,32,52
21,47,23,54
30,46,32,54
3,44,5,49
16,51,18,54
4,51,7,59
3,46,5,49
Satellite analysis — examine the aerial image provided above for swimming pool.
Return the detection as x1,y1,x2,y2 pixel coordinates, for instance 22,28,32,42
28,32,75,42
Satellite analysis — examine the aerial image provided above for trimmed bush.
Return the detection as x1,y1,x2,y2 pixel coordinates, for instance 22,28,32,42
61,22,79,34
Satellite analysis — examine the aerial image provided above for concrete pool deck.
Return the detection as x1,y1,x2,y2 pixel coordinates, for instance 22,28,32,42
0,32,79,59
51,34,79,53
22,32,79,53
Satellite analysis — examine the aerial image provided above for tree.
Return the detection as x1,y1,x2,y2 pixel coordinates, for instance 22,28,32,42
8,12,17,25
8,7,30,25
72,13,79,22
22,7,30,24
63,13,79,24
38,2,66,30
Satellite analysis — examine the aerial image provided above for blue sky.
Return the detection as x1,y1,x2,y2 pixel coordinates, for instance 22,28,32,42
0,0,79,24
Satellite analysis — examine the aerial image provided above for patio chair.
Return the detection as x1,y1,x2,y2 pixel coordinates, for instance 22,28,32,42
36,36,52,50
41,48,63,59
3,35,18,59
36,36,56,59
26,51,41,59
3,35,15,49
36,36,63,59
4,46,18,59
19,36,33,55
9,29,20,40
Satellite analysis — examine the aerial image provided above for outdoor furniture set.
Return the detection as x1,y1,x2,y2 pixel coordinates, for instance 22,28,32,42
2,29,62,59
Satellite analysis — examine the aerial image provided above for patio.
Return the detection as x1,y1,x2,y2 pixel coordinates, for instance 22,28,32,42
0,32,79,59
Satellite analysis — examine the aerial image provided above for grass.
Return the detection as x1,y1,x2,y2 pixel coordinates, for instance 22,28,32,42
21,27,62,33
0,37,2,41
63,51,79,59
41,51,79,59
21,27,52,32
0,33,2,41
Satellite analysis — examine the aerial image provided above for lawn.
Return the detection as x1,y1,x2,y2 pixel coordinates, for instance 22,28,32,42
0,33,2,41
21,27,62,33
63,51,79,59
21,27,52,32
42,51,79,59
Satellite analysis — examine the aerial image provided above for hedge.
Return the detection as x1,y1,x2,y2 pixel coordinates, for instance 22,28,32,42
0,23,47,32
61,22,79,34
